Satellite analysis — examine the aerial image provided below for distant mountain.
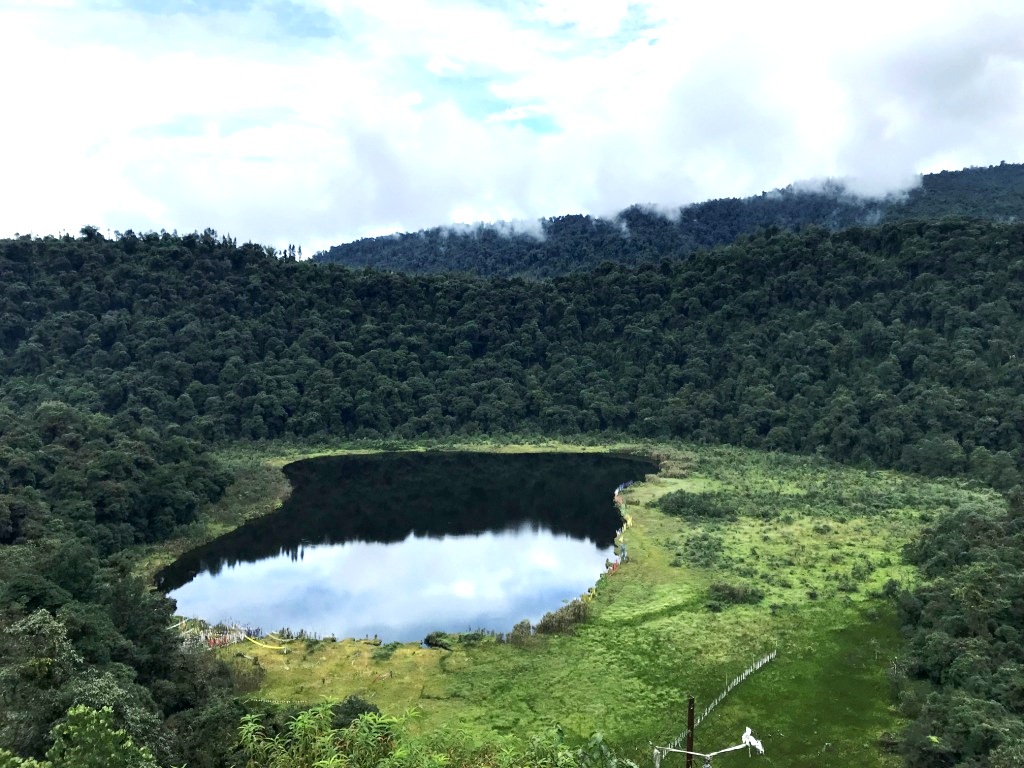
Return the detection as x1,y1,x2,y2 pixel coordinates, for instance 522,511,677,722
314,162,1024,278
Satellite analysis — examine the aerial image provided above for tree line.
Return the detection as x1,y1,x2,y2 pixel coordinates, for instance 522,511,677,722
6,219,1024,488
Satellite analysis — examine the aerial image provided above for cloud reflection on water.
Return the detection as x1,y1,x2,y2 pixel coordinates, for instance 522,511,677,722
168,524,612,642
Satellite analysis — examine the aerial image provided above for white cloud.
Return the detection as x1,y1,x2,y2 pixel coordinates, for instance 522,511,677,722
1,0,1023,251
529,0,638,38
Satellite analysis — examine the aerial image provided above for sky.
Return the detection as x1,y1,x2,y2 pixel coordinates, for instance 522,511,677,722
1,0,1023,253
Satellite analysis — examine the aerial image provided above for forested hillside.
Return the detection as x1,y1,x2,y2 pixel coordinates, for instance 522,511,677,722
315,162,1024,277
4,216,1024,766
5,220,1024,487
894,488,1024,767
0,400,239,766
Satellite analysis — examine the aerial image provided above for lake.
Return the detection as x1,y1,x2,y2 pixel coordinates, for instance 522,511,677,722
158,452,655,642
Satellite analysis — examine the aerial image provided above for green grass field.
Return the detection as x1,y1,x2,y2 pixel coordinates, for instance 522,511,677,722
165,440,999,767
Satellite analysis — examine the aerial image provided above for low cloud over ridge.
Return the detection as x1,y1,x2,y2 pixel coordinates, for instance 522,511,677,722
1,0,1022,251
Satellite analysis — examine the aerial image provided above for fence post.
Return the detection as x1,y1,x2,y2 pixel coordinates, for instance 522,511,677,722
686,696,694,768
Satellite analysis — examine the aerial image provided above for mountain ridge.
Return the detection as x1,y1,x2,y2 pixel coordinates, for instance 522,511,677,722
314,162,1024,277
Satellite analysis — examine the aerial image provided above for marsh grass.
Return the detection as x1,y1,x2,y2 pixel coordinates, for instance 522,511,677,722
193,440,1000,767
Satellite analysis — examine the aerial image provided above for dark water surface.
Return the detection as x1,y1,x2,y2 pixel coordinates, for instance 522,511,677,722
159,452,655,642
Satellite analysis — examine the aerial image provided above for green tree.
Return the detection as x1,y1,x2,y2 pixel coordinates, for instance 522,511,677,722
45,705,157,768
0,611,83,757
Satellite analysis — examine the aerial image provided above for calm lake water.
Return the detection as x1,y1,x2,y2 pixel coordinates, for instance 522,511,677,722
159,452,655,642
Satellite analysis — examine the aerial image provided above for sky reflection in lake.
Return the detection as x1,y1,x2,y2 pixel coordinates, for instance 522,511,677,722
168,524,612,642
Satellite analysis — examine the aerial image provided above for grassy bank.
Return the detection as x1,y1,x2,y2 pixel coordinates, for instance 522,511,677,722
183,441,1001,767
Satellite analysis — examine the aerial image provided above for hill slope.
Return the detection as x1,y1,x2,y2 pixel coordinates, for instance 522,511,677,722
4,219,1024,488
314,162,1024,277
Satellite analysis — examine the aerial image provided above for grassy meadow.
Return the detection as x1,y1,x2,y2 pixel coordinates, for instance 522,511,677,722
159,441,1000,767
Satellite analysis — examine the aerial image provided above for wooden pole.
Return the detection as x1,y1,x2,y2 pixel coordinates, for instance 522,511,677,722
686,696,695,768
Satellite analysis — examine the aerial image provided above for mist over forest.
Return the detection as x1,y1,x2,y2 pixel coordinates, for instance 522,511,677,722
317,163,1024,278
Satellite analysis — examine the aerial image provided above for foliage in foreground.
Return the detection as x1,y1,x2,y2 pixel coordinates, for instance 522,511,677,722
0,399,235,766
0,704,157,768
237,702,592,768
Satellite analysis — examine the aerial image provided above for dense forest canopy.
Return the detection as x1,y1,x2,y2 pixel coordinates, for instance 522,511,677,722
894,489,1024,767
315,162,1024,278
4,218,1024,487
4,167,1024,765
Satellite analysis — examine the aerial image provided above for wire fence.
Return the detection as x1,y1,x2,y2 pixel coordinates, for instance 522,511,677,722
664,650,777,752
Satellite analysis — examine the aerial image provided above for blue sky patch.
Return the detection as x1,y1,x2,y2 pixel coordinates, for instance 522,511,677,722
136,108,296,139
125,0,340,40
433,73,511,119
127,0,250,15
511,113,559,134
425,72,558,133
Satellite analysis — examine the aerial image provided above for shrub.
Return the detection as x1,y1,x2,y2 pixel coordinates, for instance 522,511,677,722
659,490,736,520
878,731,901,754
883,578,901,598
331,696,380,729
372,642,402,661
423,631,453,650
837,578,858,593
682,532,726,567
707,581,765,605
535,599,589,635
227,654,266,693
508,620,532,647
